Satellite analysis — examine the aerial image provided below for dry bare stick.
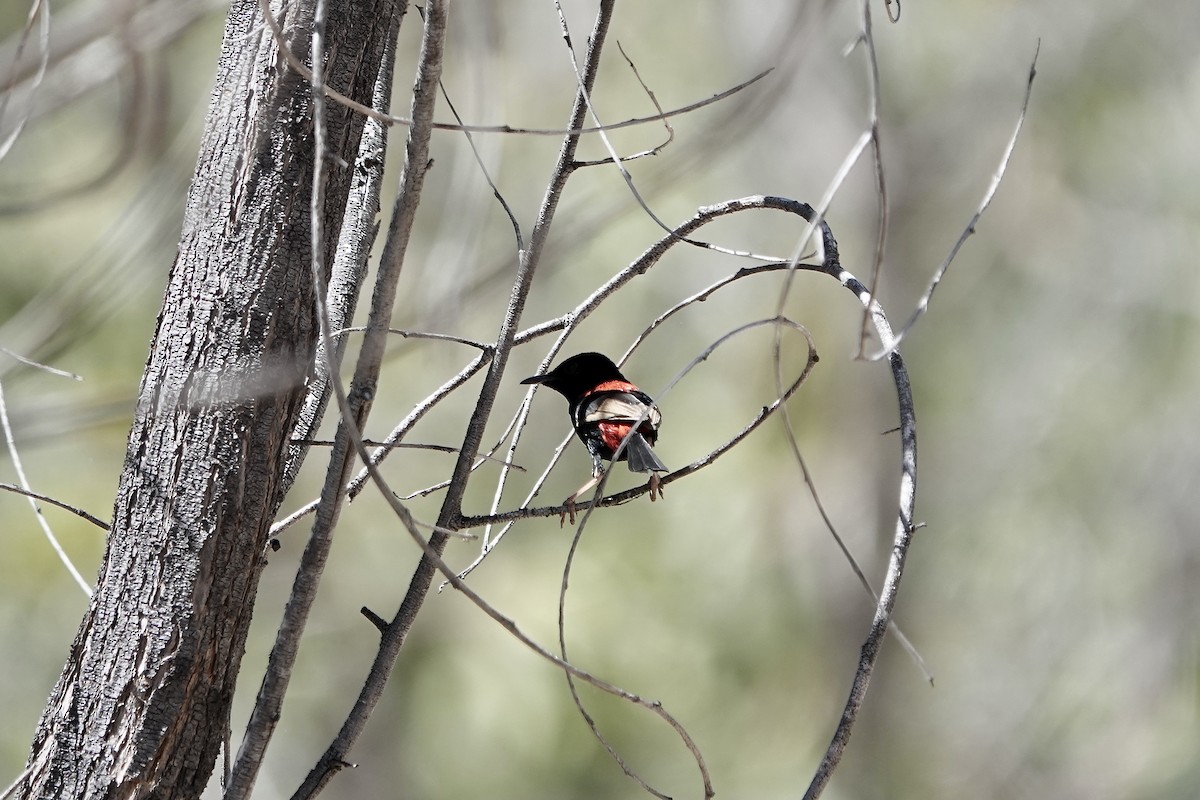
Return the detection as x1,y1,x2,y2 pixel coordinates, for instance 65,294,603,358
225,0,428,795
343,348,492,501
850,0,892,359
687,195,919,800
403,64,525,526
297,438,522,469
0,379,92,595
0,767,31,800
272,297,508,533
223,0,337,790
0,347,82,380
290,3,617,796
0,482,109,530
432,70,524,249
867,41,1039,362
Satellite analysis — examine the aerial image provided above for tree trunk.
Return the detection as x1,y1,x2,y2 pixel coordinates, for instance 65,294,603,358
16,1,398,797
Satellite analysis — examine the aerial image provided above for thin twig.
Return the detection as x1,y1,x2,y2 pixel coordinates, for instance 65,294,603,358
432,69,523,251
0,379,92,595
250,0,767,138
852,0,892,359
0,482,109,530
0,766,32,800
867,41,1039,361
290,4,612,796
0,346,83,380
571,40,674,168
765,125,930,680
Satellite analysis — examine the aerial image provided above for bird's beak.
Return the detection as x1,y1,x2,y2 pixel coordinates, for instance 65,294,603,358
520,373,551,385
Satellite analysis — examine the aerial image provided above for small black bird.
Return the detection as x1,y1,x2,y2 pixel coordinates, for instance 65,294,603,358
522,352,668,525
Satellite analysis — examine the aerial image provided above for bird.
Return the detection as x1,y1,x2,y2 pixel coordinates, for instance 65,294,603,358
521,352,668,525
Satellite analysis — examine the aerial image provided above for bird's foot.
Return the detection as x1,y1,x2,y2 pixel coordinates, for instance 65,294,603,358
560,471,603,527
647,472,663,502
559,496,578,528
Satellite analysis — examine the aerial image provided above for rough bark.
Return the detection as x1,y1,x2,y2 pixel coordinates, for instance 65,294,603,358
16,1,398,798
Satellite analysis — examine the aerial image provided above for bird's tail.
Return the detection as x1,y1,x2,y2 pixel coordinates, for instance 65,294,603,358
624,433,668,474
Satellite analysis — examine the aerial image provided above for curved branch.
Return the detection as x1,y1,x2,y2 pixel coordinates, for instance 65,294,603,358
802,257,918,800
459,314,820,530
463,193,917,798
556,317,817,800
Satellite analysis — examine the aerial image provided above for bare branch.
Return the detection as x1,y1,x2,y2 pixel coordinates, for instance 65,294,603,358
0,482,109,530
292,3,616,796
867,41,1040,361
0,380,91,595
571,41,674,168
249,0,768,138
433,69,524,251
228,0,427,793
802,278,919,799
0,346,82,380
224,0,342,786
851,0,892,359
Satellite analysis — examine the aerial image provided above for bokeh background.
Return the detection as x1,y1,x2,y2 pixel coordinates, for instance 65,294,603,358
2,1,1198,798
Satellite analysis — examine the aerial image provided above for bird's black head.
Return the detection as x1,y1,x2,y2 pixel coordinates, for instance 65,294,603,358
521,352,626,400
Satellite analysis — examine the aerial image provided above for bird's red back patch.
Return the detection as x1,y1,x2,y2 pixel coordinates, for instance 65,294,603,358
597,421,635,452
588,379,639,394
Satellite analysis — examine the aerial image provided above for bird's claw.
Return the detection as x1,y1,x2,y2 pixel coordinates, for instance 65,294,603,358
647,472,663,502
559,498,578,528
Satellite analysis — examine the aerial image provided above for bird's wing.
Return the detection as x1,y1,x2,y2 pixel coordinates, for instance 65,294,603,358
581,392,661,428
